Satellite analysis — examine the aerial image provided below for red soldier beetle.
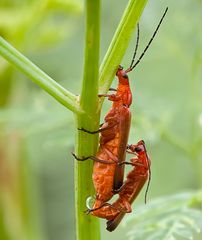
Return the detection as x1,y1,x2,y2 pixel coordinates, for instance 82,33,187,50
86,140,151,232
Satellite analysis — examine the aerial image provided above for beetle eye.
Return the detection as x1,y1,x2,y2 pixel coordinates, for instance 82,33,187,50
122,73,128,79
135,147,142,153
119,65,123,70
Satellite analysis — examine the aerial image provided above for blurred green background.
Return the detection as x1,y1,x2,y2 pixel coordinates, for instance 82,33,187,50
0,0,202,240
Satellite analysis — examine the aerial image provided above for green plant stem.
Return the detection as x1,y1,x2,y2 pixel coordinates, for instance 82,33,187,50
0,37,81,113
74,1,100,240
98,0,148,98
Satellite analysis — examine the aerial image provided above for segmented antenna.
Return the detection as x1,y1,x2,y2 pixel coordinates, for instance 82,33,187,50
143,141,151,204
129,23,140,70
127,7,168,72
144,161,151,204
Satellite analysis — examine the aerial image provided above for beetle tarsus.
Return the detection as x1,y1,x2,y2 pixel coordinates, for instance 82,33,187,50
109,87,117,92
78,127,100,134
71,152,91,161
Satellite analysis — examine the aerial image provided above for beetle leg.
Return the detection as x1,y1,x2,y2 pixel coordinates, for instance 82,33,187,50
78,127,101,134
71,152,115,164
98,93,122,102
118,161,134,166
98,93,111,97
90,155,115,164
109,88,117,92
85,202,110,214
71,153,92,161
78,122,118,134
86,202,128,215
118,159,144,168
126,149,138,156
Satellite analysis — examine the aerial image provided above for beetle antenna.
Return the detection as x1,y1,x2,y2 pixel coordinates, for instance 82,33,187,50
141,140,151,204
144,162,151,204
127,7,168,72
128,23,140,70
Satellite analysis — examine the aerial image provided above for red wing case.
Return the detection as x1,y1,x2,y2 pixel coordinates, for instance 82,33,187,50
113,106,131,190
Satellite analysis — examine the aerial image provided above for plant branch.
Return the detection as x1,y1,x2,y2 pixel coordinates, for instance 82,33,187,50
0,37,81,113
98,0,148,97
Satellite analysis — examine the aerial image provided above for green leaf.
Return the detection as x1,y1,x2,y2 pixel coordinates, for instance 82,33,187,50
122,191,202,240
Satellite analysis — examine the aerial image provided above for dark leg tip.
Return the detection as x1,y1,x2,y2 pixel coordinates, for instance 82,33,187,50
84,208,92,215
71,152,77,159
71,152,90,161
77,127,85,131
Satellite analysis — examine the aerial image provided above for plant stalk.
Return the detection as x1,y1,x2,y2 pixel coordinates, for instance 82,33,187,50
74,1,100,240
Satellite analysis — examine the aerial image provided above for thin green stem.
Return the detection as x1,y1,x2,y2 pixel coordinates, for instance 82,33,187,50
99,0,148,98
0,37,81,113
75,1,100,240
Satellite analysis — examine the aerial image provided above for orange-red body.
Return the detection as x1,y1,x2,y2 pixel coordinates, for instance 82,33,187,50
91,140,150,232
92,66,132,207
